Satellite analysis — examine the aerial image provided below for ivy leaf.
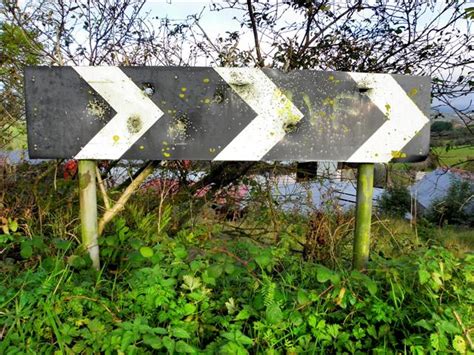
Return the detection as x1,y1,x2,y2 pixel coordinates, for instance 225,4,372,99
202,270,216,286
255,251,271,269
9,219,18,232
297,289,309,305
452,335,466,353
175,340,196,353
316,265,333,283
143,335,162,349
362,276,378,296
182,303,197,316
171,327,191,339
220,342,249,355
139,246,154,258
222,330,253,345
265,303,283,324
418,268,430,284
207,264,223,278
162,336,175,353
414,319,432,331
430,333,441,351
234,307,251,321
20,242,33,259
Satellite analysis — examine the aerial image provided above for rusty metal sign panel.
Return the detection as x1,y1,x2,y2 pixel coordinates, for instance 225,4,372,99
24,67,430,162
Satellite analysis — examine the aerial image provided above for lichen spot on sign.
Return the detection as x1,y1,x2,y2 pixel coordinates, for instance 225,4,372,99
391,150,407,159
87,99,109,121
127,115,143,134
275,89,301,133
408,88,418,97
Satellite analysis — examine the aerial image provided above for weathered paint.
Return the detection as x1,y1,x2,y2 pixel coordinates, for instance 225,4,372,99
24,67,430,163
346,73,429,163
212,68,304,161
72,67,165,160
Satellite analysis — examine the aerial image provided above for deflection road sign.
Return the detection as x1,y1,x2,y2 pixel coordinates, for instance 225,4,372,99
24,67,430,162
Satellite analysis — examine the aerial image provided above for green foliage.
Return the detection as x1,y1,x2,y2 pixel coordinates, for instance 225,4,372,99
1,221,473,353
377,184,411,218
426,179,474,226
2,166,473,353
431,120,453,133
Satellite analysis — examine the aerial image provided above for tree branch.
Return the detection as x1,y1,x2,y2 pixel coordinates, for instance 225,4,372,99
246,0,264,67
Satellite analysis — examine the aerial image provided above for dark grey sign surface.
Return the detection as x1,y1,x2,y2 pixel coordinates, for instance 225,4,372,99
24,67,430,162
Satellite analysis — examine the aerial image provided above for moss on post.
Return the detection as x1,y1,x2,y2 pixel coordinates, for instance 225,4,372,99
352,163,375,270
78,160,100,270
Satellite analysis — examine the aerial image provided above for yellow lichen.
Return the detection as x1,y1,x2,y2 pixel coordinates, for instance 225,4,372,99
322,97,335,107
168,119,188,141
408,88,418,97
391,151,407,158
87,99,109,120
328,75,340,84
275,89,301,133
385,103,391,118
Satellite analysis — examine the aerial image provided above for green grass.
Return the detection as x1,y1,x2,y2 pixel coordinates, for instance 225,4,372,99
432,145,474,169
430,226,474,256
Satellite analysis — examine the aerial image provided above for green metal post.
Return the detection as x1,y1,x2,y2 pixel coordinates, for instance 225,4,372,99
352,163,375,270
78,160,100,270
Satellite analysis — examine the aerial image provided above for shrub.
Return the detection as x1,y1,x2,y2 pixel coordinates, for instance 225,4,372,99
426,179,474,226
431,120,453,133
377,184,411,218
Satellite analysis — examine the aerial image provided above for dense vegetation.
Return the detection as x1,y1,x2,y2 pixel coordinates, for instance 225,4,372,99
1,165,473,354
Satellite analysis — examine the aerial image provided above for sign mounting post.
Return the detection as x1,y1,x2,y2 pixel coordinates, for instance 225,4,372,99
24,66,431,269
352,163,375,270
78,160,99,270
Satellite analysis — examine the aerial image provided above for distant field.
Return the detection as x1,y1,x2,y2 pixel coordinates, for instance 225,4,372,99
432,145,474,169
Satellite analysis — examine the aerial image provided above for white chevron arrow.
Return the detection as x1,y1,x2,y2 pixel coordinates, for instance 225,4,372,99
213,68,304,161
347,73,429,163
73,67,164,160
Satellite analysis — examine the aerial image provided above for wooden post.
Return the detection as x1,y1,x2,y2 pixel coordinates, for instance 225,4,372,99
352,163,374,270
78,160,100,270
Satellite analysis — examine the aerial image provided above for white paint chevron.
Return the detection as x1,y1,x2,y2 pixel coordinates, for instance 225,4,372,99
73,67,164,160
347,73,429,163
213,68,304,161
